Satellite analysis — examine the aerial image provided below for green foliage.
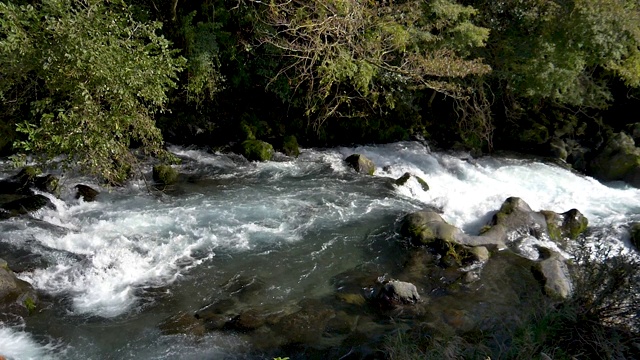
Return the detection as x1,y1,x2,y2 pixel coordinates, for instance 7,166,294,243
23,296,36,315
180,10,224,105
473,0,640,110
259,0,490,128
0,0,185,184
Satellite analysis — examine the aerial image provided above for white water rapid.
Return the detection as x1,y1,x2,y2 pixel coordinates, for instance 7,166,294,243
1,141,638,359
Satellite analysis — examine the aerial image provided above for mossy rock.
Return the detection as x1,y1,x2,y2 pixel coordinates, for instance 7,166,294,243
282,135,300,158
541,210,563,242
344,154,375,175
0,258,39,315
34,174,60,196
152,164,178,185
241,140,274,162
561,209,588,239
541,209,588,242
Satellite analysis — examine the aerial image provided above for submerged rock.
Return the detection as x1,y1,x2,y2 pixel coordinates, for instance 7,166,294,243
158,312,206,337
75,184,99,202
344,154,375,175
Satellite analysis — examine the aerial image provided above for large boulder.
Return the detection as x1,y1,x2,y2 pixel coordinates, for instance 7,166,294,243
589,132,640,187
400,211,493,266
401,211,463,246
241,139,274,162
344,154,375,175
0,258,38,315
401,198,589,254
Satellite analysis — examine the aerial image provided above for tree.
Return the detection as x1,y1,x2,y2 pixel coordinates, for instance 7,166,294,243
470,0,640,114
254,0,491,131
0,0,185,183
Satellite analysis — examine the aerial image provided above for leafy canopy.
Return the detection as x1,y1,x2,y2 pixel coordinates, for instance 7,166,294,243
0,0,185,183
258,0,490,128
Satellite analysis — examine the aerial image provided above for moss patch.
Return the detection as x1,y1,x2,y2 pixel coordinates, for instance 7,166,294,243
282,135,300,157
152,164,178,185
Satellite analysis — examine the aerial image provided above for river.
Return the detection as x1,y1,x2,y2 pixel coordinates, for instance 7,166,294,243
1,141,639,359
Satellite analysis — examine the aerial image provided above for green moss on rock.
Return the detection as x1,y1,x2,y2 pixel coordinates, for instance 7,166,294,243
152,164,178,185
241,140,274,162
282,135,300,157
562,209,588,239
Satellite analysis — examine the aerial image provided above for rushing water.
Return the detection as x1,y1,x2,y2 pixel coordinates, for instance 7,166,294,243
1,141,639,359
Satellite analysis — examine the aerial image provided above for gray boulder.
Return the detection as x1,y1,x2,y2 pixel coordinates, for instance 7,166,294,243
344,154,375,175
377,280,420,307
532,250,573,299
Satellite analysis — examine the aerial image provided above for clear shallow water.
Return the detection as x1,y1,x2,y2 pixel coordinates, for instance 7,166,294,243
1,141,639,359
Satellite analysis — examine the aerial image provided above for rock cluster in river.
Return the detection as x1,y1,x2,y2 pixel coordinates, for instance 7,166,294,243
157,192,587,356
401,196,586,299
0,167,58,219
